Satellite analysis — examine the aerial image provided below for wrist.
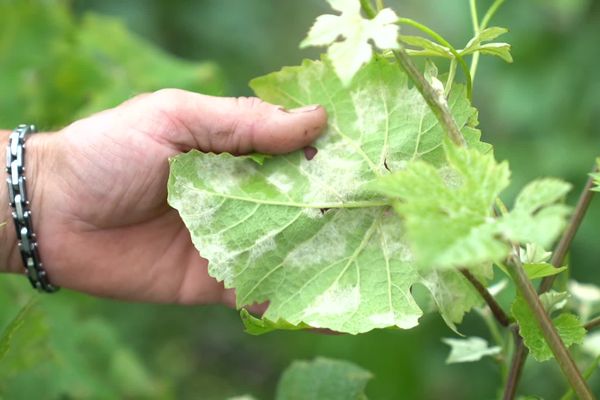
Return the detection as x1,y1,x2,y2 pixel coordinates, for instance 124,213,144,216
0,129,56,276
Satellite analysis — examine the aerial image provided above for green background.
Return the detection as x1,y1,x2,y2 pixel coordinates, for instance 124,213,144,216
1,0,599,398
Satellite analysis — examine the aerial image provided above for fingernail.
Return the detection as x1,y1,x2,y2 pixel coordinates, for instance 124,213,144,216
286,104,321,113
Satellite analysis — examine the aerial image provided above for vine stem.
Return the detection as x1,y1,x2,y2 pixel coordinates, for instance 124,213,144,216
584,316,600,332
359,0,377,18
540,163,598,293
461,269,510,327
470,0,506,81
392,48,466,147
362,2,592,397
504,162,599,398
507,254,594,400
503,327,527,400
469,0,481,79
397,17,473,100
361,0,467,148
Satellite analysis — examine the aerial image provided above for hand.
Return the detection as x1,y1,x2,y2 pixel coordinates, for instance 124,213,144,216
1,89,327,304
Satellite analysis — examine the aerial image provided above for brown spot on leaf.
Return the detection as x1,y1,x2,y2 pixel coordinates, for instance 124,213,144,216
304,146,318,161
384,158,390,172
320,208,330,215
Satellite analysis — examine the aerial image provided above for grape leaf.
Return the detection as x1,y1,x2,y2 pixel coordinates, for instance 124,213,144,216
442,336,501,364
520,243,552,264
524,263,567,280
591,158,600,192
539,291,569,313
461,27,513,63
240,309,309,336
300,0,399,85
511,295,585,362
400,35,452,58
276,358,372,400
372,146,571,270
168,56,489,334
478,43,513,63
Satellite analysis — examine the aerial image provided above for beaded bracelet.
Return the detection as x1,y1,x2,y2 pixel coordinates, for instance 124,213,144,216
6,124,58,292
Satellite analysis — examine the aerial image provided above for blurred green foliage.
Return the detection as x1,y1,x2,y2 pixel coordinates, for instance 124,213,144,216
1,0,599,399
0,0,223,130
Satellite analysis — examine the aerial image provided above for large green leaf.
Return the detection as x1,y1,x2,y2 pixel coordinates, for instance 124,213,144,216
169,57,488,334
276,357,372,400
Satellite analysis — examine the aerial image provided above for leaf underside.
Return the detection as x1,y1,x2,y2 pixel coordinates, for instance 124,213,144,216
168,57,491,334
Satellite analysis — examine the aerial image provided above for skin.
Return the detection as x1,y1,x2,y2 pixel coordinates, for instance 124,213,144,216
0,89,327,306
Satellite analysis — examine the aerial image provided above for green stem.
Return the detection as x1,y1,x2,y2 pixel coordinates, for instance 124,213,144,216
398,17,473,100
469,0,481,80
375,0,384,11
508,255,594,400
469,0,480,34
393,48,466,147
481,0,506,29
445,59,457,97
359,0,377,19
471,0,506,80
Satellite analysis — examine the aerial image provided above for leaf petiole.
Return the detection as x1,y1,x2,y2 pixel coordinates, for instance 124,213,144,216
397,17,473,100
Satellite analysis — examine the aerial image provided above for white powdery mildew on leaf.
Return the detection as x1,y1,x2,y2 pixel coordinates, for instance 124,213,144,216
298,146,364,203
267,171,295,194
304,282,361,320
286,216,349,270
168,57,489,334
192,151,250,191
351,87,387,138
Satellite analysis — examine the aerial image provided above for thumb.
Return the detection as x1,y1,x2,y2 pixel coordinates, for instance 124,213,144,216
143,89,328,154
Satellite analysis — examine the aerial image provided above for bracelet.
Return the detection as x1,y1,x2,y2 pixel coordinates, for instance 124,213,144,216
5,124,58,293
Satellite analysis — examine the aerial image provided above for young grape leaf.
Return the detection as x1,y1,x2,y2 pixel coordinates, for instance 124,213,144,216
372,144,509,270
300,0,399,85
524,263,567,280
511,295,585,362
240,309,309,335
520,243,552,264
539,291,569,313
442,336,501,364
478,43,513,63
400,35,452,58
461,27,513,63
168,56,489,334
591,158,600,192
276,358,372,400
372,146,571,271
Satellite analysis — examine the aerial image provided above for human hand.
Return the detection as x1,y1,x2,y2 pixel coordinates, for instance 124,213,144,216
1,89,327,304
